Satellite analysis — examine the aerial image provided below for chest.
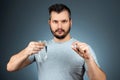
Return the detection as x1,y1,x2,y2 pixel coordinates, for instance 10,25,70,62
44,44,85,68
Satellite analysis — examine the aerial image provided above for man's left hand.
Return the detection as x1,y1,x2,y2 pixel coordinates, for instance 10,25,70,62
72,41,92,60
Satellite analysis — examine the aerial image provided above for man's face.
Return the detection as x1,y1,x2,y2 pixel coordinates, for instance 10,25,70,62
49,10,72,39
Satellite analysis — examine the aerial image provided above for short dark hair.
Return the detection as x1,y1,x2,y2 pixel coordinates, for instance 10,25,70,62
48,3,71,20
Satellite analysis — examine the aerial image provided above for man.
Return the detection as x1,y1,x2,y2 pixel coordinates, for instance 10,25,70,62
7,3,106,80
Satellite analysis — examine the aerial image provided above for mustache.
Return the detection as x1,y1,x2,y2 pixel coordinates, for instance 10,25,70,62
55,29,65,32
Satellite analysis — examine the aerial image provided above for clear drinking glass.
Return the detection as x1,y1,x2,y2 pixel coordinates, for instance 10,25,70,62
38,40,48,62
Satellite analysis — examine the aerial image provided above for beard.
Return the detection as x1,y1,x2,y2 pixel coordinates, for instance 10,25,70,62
50,26,71,39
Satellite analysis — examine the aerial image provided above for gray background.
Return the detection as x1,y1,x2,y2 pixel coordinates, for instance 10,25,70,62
0,0,120,80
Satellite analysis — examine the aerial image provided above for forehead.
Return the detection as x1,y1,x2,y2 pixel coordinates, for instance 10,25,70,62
50,10,69,20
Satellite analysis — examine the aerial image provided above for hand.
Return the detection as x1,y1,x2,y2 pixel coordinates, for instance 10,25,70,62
72,41,92,60
25,41,45,56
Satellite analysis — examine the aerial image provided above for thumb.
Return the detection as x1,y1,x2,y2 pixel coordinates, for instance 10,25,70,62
71,44,79,54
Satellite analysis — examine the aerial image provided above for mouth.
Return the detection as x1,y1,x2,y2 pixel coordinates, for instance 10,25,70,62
58,30,63,34
55,29,64,34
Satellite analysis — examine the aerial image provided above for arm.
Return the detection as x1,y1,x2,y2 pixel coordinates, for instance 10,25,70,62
85,57,106,80
7,41,45,72
7,49,32,72
72,41,106,80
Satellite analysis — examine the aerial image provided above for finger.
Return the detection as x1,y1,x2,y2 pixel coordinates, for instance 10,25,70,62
78,46,87,53
71,43,78,52
33,45,45,51
71,41,80,49
29,41,45,47
32,42,44,46
71,41,81,53
72,46,79,53
33,47,41,51
35,45,44,49
72,41,88,52
72,41,85,49
32,50,40,54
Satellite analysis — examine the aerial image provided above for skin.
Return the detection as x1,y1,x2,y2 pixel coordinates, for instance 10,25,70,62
7,10,106,80
48,10,72,42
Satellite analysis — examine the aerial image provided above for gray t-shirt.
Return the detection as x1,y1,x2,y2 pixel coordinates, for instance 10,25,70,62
29,38,99,80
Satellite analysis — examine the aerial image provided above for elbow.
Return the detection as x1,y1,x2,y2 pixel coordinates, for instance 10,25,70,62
7,63,17,72
89,72,107,80
102,73,107,80
91,76,106,80
7,63,13,72
100,71,107,80
99,76,106,80
98,73,107,80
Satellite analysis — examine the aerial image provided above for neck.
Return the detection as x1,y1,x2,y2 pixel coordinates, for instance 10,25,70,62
53,34,71,42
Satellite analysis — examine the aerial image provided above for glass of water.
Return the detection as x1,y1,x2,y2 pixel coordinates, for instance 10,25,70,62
38,40,48,62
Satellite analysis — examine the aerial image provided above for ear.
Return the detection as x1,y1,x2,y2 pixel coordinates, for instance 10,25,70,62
70,19,72,26
48,20,51,25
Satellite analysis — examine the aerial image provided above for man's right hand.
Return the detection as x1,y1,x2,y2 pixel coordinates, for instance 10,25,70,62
25,41,45,56
7,41,46,72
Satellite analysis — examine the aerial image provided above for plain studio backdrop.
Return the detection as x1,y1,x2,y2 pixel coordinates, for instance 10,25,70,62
0,0,120,80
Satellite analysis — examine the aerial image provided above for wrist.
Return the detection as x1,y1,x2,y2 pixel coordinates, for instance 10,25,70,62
84,56,94,63
23,48,32,57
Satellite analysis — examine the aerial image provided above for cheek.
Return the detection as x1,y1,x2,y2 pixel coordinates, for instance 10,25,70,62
50,25,56,32
64,24,70,30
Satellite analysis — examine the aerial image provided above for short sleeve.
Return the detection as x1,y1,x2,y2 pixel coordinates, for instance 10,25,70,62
85,46,100,71
28,54,35,62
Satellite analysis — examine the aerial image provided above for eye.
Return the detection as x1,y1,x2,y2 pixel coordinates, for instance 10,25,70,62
53,20,58,24
62,20,68,23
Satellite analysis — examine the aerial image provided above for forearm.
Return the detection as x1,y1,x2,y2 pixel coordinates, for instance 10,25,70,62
7,41,44,72
85,59,106,80
7,49,30,72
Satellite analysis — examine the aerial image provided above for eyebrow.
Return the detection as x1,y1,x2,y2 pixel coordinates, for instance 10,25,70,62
52,19,68,21
62,19,68,21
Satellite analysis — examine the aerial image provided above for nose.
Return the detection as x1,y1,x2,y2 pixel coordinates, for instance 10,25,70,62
58,22,62,29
